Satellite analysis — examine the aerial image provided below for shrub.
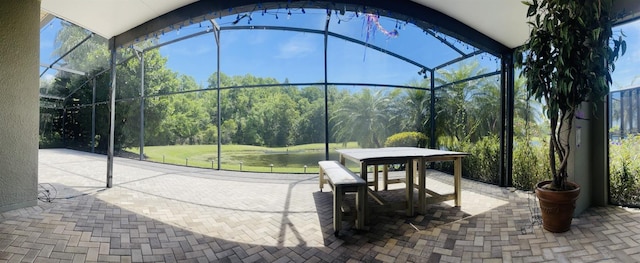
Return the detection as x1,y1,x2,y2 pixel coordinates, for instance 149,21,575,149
610,135,640,206
384,132,428,148
512,137,550,191
39,133,64,148
432,135,465,174
466,135,500,184
434,135,500,184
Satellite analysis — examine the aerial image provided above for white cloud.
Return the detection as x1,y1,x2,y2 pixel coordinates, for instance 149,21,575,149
40,73,55,82
275,35,315,59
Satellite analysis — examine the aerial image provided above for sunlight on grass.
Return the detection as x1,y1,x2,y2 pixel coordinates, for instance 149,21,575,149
126,142,360,173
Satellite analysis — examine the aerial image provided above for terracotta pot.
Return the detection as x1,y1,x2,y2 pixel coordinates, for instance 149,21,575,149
535,180,581,233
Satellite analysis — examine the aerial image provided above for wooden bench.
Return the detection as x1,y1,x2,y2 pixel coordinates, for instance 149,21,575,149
318,160,366,236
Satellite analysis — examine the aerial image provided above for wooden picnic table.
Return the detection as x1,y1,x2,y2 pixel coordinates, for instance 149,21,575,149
336,147,469,218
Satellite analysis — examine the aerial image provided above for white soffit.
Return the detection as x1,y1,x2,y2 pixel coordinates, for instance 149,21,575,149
412,0,530,49
41,0,198,39
41,0,530,48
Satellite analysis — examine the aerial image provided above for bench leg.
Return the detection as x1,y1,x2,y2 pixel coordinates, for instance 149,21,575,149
333,185,343,236
319,169,324,192
356,185,366,230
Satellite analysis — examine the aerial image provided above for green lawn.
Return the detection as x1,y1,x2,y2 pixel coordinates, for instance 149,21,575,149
126,142,360,173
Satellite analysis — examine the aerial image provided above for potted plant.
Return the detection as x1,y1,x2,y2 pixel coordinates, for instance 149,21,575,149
516,0,625,232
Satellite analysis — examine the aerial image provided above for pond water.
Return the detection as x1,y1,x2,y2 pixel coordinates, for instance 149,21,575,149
238,151,341,168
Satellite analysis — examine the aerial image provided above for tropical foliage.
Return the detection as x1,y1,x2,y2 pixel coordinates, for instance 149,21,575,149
512,138,551,190
610,136,640,205
384,132,428,148
516,0,626,190
42,21,548,187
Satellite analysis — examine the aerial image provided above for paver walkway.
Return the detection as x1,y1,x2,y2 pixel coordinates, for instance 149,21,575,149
1,149,639,262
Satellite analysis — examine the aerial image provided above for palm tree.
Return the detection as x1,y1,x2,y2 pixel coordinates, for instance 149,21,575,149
395,79,431,135
434,61,486,142
469,79,501,140
331,88,395,148
469,76,541,140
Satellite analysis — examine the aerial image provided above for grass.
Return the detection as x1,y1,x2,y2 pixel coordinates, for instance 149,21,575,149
126,142,360,173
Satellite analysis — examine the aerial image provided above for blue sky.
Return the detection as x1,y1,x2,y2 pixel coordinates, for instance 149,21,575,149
610,21,640,90
154,9,487,88
40,9,639,91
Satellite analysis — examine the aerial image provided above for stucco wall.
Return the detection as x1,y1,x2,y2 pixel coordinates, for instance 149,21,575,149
0,0,40,212
569,101,608,216
569,106,591,215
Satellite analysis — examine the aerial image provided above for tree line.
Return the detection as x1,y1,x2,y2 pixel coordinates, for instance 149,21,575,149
39,22,543,153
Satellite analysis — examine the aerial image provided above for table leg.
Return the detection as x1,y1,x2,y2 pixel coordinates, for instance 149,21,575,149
454,157,462,207
383,164,389,191
418,157,426,214
405,160,414,217
373,165,379,192
360,161,369,223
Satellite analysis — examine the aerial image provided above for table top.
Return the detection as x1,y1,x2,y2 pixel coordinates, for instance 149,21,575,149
336,147,468,162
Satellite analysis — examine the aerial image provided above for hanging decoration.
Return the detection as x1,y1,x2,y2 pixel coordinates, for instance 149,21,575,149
364,14,399,40
362,14,398,61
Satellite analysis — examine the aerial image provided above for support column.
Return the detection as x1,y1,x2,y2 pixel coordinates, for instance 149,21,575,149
505,53,515,187
106,39,117,188
214,23,221,170
608,94,613,136
636,91,640,134
589,99,609,207
0,0,40,212
499,51,515,187
139,51,145,160
429,70,436,149
92,77,96,153
569,102,591,215
568,97,609,215
62,108,67,145
323,12,330,160
621,91,625,138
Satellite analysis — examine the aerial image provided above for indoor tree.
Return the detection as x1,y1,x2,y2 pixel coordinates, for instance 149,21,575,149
516,0,625,190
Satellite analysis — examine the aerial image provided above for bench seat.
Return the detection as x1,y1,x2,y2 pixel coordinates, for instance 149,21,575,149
318,160,366,236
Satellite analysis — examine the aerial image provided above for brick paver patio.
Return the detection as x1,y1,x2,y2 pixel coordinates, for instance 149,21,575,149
1,149,639,262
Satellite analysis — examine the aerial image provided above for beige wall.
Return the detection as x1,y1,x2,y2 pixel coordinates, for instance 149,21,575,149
569,100,608,216
0,0,40,212
568,104,591,215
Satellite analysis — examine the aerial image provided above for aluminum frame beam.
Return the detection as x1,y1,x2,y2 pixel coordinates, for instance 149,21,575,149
113,0,510,57
40,33,93,77
39,63,87,76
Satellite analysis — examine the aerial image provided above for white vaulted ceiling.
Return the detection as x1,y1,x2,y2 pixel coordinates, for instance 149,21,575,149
41,0,198,40
410,0,529,49
41,0,640,50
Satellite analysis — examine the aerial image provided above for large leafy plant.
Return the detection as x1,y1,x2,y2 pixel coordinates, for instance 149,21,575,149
516,0,625,190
